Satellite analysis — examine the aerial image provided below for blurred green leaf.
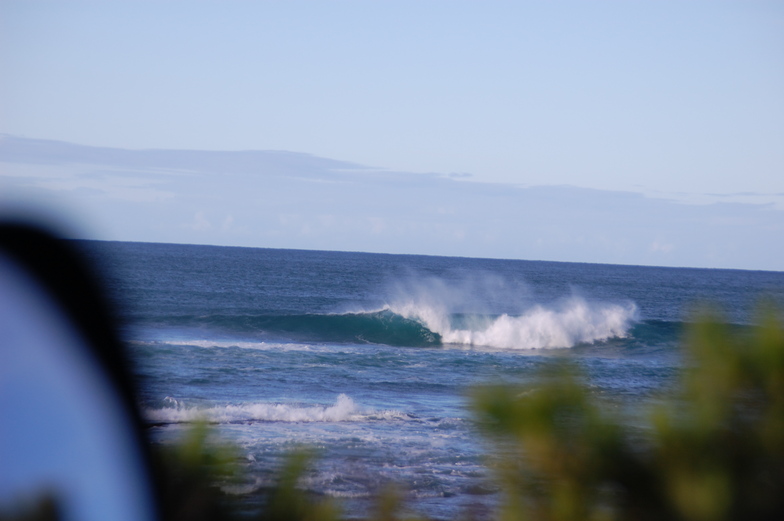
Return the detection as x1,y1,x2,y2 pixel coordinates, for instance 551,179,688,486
473,306,784,521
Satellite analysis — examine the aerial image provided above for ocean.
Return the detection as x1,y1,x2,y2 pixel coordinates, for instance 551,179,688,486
79,241,784,519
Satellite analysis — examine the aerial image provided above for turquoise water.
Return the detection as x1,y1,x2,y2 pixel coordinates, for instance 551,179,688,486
81,241,784,519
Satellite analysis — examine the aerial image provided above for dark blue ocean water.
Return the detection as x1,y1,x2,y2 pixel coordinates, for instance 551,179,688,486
80,241,784,519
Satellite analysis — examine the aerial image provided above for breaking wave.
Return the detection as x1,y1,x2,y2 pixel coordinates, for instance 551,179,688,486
142,274,638,350
389,296,637,349
143,394,390,424
146,297,636,350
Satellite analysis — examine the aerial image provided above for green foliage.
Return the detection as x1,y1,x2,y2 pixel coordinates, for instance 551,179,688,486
255,449,341,521
152,422,242,521
368,485,428,521
472,307,784,521
153,431,341,521
650,308,784,521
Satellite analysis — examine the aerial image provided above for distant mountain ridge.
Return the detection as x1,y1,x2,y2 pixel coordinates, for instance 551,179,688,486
1,135,782,271
0,134,365,177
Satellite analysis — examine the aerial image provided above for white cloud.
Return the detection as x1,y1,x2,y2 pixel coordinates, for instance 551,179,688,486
191,211,212,231
649,241,675,254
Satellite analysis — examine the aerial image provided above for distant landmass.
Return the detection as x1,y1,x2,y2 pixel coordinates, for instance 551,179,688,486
1,135,782,271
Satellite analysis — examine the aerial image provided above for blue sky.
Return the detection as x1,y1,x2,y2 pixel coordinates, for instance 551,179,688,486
1,1,783,270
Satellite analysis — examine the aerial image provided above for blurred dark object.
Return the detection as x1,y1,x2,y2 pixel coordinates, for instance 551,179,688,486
0,492,60,521
0,222,140,425
0,221,157,521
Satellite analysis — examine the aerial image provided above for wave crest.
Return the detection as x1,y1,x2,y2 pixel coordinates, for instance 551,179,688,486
144,394,364,424
391,296,637,350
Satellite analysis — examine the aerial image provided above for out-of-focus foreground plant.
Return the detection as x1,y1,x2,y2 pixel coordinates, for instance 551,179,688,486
152,422,242,521
472,308,784,521
151,435,420,521
151,426,343,521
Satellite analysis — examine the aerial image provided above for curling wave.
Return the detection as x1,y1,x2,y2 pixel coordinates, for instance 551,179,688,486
390,296,638,349
144,299,637,350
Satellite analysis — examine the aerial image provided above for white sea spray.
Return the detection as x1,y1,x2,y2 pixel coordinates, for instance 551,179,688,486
385,272,638,349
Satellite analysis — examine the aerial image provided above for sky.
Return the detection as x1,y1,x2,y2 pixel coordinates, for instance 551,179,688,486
1,1,783,270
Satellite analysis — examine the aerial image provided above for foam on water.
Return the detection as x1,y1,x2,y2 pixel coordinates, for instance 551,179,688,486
389,296,638,350
143,394,404,424
146,338,317,351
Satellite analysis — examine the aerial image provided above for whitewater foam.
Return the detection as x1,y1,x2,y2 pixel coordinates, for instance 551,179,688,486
389,296,637,350
143,338,322,352
144,394,386,424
